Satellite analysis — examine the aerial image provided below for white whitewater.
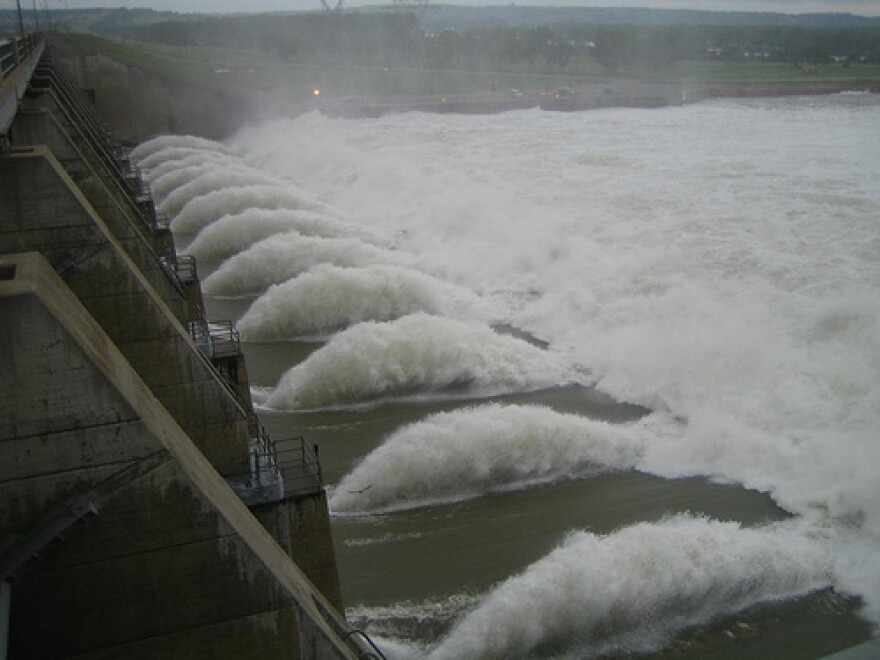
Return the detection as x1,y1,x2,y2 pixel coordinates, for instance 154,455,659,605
130,134,229,163
329,404,666,513
186,208,388,262
225,100,880,625
238,264,490,340
428,516,831,659
265,313,579,410
203,234,408,297
157,168,282,217
141,94,880,654
138,146,222,172
142,151,238,184
169,184,335,234
147,160,236,202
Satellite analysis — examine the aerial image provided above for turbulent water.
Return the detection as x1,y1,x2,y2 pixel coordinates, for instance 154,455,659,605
132,93,880,658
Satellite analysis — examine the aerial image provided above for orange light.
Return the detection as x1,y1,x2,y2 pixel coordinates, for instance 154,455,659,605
313,88,321,97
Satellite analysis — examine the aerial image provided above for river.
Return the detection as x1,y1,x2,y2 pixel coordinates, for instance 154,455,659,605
132,91,880,658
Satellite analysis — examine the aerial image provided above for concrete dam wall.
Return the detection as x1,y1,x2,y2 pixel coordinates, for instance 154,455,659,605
45,34,255,144
0,34,379,659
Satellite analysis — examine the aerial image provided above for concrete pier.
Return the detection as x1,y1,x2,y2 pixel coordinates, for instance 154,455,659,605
1,35,369,659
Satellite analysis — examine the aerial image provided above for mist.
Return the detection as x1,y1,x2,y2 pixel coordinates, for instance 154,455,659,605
117,4,880,657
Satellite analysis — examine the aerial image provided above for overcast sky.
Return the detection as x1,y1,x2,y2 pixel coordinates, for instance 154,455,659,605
8,0,880,16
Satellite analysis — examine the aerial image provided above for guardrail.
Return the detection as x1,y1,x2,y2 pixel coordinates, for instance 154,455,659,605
30,52,167,239
223,426,324,505
226,422,284,506
175,254,198,283
186,318,241,360
0,34,39,81
186,319,213,357
276,435,323,498
1,33,44,151
208,320,241,359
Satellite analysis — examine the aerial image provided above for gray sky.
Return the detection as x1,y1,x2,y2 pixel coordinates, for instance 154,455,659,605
11,0,880,16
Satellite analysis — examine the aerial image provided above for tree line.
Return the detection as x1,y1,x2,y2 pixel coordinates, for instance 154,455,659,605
6,9,875,73
130,13,880,71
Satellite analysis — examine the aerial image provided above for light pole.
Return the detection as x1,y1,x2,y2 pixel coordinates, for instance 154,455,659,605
16,0,26,37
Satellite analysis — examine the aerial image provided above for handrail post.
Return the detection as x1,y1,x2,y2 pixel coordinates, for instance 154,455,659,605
15,2,25,40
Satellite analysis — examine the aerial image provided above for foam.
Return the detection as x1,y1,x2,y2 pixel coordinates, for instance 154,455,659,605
203,234,407,297
226,101,880,618
429,516,831,659
347,594,481,659
130,134,229,163
138,147,217,172
206,97,880,628
238,264,490,340
185,208,388,262
158,168,281,217
148,164,222,203
143,151,237,182
170,184,335,234
329,404,665,513
265,313,579,410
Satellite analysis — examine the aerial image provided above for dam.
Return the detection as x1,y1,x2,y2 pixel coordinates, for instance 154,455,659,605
0,33,382,659
4,26,880,659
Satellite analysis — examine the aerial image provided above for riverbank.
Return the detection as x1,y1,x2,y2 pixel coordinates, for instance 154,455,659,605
51,31,880,141
321,78,879,118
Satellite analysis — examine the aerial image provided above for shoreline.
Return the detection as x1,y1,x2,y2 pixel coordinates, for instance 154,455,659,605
321,79,880,118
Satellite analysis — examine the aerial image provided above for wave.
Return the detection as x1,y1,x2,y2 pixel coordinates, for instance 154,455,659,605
132,140,231,173
129,134,229,164
139,146,227,173
329,404,663,514
343,531,424,547
157,168,283,217
147,161,235,202
203,234,407,297
348,594,482,659
428,516,831,659
264,313,579,411
238,264,489,340
185,208,388,263
169,184,335,234
143,150,238,182
217,96,880,634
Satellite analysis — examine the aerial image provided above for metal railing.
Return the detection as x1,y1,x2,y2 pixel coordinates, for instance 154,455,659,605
30,52,164,238
0,34,39,81
157,255,186,296
276,435,323,498
1,33,44,151
186,319,213,357
208,320,241,359
17,53,181,308
226,423,284,506
224,425,324,505
175,254,198,284
13,51,178,321
186,318,241,360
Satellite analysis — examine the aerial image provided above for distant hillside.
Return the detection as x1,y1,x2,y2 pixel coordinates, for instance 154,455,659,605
420,6,880,31
3,5,878,72
3,5,880,39
0,8,186,38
